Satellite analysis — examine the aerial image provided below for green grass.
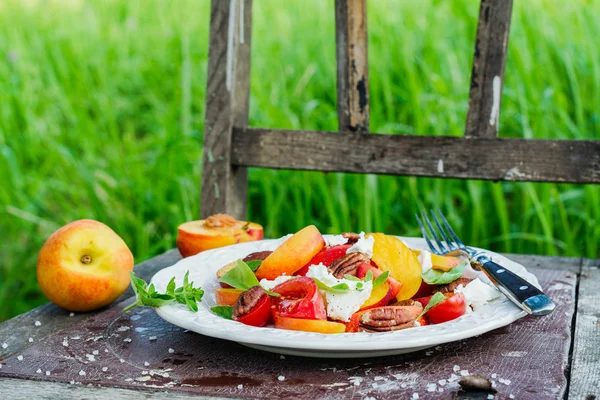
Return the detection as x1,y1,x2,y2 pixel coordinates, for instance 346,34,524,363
0,0,598,322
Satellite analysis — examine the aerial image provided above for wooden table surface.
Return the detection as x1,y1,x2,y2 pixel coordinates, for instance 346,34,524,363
1,250,598,399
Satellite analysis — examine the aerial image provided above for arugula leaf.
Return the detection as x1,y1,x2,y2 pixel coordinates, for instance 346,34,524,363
211,305,234,320
372,271,389,288
417,292,447,319
218,260,261,290
246,260,263,271
421,261,467,285
123,271,203,312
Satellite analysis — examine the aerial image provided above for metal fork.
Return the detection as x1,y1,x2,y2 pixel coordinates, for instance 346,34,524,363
415,209,555,316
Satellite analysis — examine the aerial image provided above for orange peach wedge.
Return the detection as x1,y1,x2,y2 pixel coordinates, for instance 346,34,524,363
177,214,263,258
273,315,346,334
359,281,393,310
255,225,325,280
215,288,243,306
412,249,463,272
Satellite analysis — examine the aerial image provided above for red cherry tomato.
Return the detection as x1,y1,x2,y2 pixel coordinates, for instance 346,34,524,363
416,293,466,324
233,289,272,327
271,276,326,320
295,244,352,276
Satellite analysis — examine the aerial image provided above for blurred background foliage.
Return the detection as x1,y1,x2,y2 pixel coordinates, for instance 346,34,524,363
0,0,598,321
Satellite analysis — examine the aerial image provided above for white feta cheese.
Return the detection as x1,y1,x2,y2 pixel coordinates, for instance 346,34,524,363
455,278,502,310
418,249,433,273
260,275,295,291
346,232,374,258
306,265,372,322
324,235,348,247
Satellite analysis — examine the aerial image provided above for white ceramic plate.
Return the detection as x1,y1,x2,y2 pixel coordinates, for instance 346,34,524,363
151,237,539,358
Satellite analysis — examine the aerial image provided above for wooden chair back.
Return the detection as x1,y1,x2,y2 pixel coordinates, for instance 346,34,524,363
200,0,599,219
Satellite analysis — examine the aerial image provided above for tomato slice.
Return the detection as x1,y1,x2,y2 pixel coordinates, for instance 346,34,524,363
232,288,272,327
295,244,352,276
271,276,326,320
415,293,466,324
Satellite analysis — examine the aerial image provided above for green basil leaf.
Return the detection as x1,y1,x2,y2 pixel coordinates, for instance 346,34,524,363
218,260,260,290
211,305,234,320
147,283,156,295
246,260,263,271
311,278,350,293
185,297,199,312
149,292,173,300
364,270,374,282
372,271,389,288
183,271,190,288
130,271,147,293
331,283,350,291
421,261,467,285
418,292,447,319
356,282,364,290
140,296,172,308
263,288,281,297
166,278,176,296
343,274,361,281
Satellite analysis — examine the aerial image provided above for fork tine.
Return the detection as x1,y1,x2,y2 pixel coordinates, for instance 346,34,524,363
415,213,440,254
436,209,465,249
422,211,451,254
430,209,458,251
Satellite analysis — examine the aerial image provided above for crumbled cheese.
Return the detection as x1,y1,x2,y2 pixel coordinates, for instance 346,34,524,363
278,375,285,381
413,320,421,327
460,369,469,376
237,384,243,389
412,393,419,399
453,365,460,372
260,275,295,291
346,232,374,258
62,339,69,347
324,235,348,247
427,383,437,392
306,265,372,322
418,249,433,273
455,278,502,310
34,321,41,326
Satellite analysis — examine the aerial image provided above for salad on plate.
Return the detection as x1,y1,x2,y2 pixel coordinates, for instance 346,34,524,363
209,225,503,334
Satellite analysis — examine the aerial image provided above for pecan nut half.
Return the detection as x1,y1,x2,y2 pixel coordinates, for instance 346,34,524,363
232,286,266,321
434,277,472,294
358,305,423,332
328,253,370,278
341,232,361,244
204,213,239,228
242,251,273,262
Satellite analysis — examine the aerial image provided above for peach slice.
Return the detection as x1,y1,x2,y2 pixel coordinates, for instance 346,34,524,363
273,315,346,334
177,214,264,258
360,281,393,310
411,250,462,272
255,225,325,280
370,233,423,301
215,288,243,306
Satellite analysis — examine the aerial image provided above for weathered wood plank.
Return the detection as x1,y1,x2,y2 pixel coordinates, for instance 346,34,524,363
231,127,600,183
335,0,369,132
0,377,225,399
0,250,182,360
200,0,252,219
503,254,582,273
465,0,514,138
568,258,600,400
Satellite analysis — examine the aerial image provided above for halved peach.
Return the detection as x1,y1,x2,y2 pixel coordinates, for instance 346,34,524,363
357,263,402,299
215,288,243,306
177,215,264,258
255,225,325,280
273,315,346,334
360,281,393,310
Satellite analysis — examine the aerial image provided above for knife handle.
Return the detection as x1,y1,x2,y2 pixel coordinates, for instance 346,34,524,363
473,255,555,316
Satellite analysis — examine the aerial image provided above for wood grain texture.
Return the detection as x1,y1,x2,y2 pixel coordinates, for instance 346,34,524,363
335,0,369,132
465,0,514,138
568,258,600,400
200,0,252,219
231,127,600,183
0,250,182,360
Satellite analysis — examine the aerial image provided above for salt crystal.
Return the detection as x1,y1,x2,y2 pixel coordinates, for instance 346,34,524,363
92,350,99,355
104,349,109,353
237,384,243,389
79,370,86,376
36,369,42,374
71,336,80,340
491,373,497,378
427,383,437,392
17,355,23,361
412,393,419,399
144,362,150,366
120,358,125,363
124,338,132,343
102,367,108,372
62,339,68,347
168,348,174,353
401,383,408,388
163,373,169,378
2,343,8,349
460,370,469,376
28,338,33,343
504,379,511,385
125,378,133,382
438,388,443,392
509,395,515,399
45,371,50,376
69,313,75,317
69,380,75,385
280,355,285,359
149,336,157,341
453,365,460,372
278,375,285,381
142,371,148,375
487,395,494,400
116,326,130,332
34,321,41,326
425,351,433,356
438,379,447,386
86,354,96,362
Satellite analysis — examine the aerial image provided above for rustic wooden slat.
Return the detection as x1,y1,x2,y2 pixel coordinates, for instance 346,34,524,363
200,0,252,219
465,0,514,138
568,258,600,399
335,0,369,132
231,128,600,183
